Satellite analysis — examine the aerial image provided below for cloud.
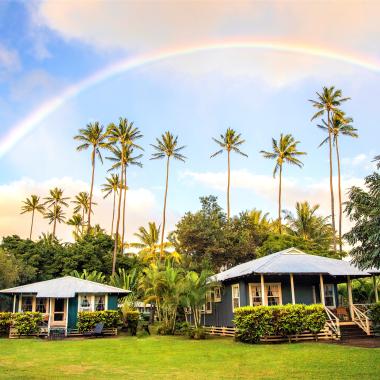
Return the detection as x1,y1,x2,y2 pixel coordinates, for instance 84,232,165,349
342,153,377,171
0,44,20,77
0,177,174,243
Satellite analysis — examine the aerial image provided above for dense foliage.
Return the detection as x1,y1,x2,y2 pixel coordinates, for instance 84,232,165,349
12,312,43,335
369,302,380,335
0,312,13,334
233,304,326,343
77,310,121,332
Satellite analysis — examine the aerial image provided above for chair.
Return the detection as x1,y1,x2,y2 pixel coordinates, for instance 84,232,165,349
84,322,105,338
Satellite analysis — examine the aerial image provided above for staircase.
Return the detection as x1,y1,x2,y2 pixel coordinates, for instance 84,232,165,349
340,324,371,340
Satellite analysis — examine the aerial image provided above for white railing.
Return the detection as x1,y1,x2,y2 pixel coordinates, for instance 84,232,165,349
324,306,340,338
352,304,371,335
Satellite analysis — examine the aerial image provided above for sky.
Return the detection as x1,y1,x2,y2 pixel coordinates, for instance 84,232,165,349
0,0,379,242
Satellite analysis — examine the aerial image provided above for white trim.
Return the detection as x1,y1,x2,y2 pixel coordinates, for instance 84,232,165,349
214,287,222,302
290,274,295,304
65,298,69,336
248,283,263,306
319,274,325,305
248,282,282,306
323,284,336,308
205,290,213,314
260,275,266,306
12,295,16,313
48,298,52,335
231,283,240,311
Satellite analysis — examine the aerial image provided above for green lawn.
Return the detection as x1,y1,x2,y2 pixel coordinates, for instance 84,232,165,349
0,335,379,379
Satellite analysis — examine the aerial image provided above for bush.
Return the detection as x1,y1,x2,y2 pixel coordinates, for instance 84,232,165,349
77,310,121,332
233,304,326,343
369,302,380,335
124,311,140,336
0,312,14,334
188,326,206,340
12,312,43,335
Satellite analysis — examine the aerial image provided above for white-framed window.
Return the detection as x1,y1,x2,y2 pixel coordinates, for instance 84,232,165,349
78,295,92,311
205,290,213,314
248,283,263,306
214,287,222,302
232,284,240,311
266,284,281,306
95,295,106,311
200,303,205,314
324,284,336,307
21,296,33,312
36,298,48,313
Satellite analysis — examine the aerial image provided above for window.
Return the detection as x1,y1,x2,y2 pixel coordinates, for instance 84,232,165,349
214,287,221,302
200,303,205,314
21,296,33,312
36,298,47,313
53,298,65,322
249,284,263,306
232,284,240,311
205,290,213,314
324,284,336,307
266,284,281,306
95,296,105,311
79,295,92,311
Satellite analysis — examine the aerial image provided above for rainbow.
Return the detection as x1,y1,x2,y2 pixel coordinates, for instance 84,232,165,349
1,40,380,158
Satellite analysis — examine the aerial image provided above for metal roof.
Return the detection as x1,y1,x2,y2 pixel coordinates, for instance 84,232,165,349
213,247,380,282
0,276,130,298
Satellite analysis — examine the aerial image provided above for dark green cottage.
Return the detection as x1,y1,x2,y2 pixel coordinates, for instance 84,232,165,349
0,276,129,334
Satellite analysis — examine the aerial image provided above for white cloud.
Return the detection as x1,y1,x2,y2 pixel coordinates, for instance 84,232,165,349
0,177,173,243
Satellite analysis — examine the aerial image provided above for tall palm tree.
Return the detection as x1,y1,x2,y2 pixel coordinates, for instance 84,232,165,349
107,145,143,249
20,195,45,239
101,174,120,235
74,122,108,229
151,131,186,258
67,213,83,238
318,113,358,252
260,134,306,233
309,86,350,251
44,205,66,237
71,191,95,233
373,155,380,169
44,188,69,237
107,117,143,275
211,128,247,219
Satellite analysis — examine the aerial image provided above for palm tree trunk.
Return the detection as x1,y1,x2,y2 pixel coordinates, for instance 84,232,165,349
278,164,282,234
29,209,35,240
160,156,170,258
335,137,343,253
88,148,96,230
121,166,127,251
227,149,231,219
112,162,124,275
82,209,85,234
327,110,337,251
111,190,116,236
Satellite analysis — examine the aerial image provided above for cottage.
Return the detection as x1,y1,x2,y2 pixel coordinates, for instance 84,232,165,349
0,276,129,336
203,247,379,336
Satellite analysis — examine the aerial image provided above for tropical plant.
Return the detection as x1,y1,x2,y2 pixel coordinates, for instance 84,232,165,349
107,117,143,275
101,174,120,235
20,195,45,239
210,128,247,219
260,134,306,233
44,187,69,238
310,86,350,251
373,155,380,169
151,131,186,258
67,213,83,239
71,192,95,233
71,269,106,283
74,122,108,229
318,112,358,253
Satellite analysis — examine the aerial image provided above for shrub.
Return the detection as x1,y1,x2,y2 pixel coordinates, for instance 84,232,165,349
77,310,121,332
124,310,140,336
12,312,43,335
188,326,206,340
369,302,380,335
0,312,14,334
233,304,326,343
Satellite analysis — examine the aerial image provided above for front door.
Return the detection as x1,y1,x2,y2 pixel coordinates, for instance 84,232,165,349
51,298,66,326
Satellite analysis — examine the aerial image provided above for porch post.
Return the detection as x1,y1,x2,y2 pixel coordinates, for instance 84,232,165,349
48,298,52,335
12,295,16,313
347,276,353,319
319,274,325,305
290,274,296,304
373,275,379,303
260,274,266,306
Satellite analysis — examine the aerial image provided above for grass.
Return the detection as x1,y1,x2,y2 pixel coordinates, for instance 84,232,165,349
0,335,379,379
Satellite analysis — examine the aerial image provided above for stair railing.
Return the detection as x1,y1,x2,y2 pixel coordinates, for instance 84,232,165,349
324,306,340,339
352,304,371,335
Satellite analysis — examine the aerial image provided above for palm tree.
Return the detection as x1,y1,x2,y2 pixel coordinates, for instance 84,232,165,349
107,117,143,275
318,113,358,252
101,174,120,235
373,155,380,169
67,213,83,238
44,188,69,237
71,192,95,233
210,128,247,219
260,134,306,233
310,86,350,251
44,205,66,237
151,131,186,258
74,122,108,229
71,269,106,283
20,195,45,239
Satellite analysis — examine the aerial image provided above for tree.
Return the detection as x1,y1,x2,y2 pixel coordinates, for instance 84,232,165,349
260,134,306,233
373,155,380,169
101,174,120,235
0,249,19,288
20,195,45,239
107,117,143,275
44,188,69,238
74,122,108,229
151,131,186,258
310,86,350,251
210,128,247,219
71,269,106,283
71,192,95,233
344,172,380,269
67,213,83,239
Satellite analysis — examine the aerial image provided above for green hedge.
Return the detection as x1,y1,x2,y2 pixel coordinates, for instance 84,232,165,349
124,311,140,336
369,302,380,335
77,311,121,332
12,312,43,335
233,304,326,343
0,312,14,333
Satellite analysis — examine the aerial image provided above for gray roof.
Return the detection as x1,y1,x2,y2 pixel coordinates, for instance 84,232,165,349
0,276,130,298
213,247,380,282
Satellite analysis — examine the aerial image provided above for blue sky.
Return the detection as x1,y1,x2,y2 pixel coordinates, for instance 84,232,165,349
0,1,379,241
